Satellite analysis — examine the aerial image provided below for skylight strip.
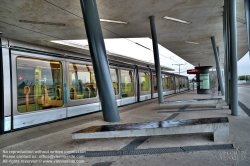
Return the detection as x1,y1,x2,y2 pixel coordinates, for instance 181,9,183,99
163,16,191,24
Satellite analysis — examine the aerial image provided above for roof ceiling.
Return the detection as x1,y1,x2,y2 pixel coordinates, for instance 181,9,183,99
0,0,248,67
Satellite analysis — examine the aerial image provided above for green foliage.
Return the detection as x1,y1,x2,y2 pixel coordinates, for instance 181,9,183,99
238,75,250,80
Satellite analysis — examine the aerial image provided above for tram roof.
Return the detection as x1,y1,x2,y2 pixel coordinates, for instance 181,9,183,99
0,0,248,68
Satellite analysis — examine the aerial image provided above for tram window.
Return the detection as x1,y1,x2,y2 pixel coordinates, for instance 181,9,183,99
171,77,175,90
162,75,166,91
152,74,157,92
16,57,63,113
175,77,179,89
110,68,119,95
140,72,150,92
68,63,97,100
182,78,185,88
121,69,134,97
165,76,170,90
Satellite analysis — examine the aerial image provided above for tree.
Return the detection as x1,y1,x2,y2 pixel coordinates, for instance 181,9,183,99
238,75,250,81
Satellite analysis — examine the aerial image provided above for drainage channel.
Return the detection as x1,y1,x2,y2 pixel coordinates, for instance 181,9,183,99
70,144,234,158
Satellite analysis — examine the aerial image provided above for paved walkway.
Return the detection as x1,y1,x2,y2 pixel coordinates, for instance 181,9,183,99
0,89,250,166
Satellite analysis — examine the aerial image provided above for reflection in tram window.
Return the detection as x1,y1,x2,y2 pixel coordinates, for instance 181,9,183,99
110,68,119,95
16,57,63,113
68,63,97,100
140,72,150,92
121,69,134,97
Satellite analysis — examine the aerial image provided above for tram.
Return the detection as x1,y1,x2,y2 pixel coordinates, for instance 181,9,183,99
0,38,189,133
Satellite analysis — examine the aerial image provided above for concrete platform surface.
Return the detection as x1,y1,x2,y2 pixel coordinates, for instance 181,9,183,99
0,90,250,166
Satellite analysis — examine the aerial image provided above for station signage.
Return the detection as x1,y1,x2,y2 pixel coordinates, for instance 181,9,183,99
187,69,198,74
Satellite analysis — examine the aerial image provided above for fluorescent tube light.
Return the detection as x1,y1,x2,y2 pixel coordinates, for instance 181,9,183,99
185,41,200,45
100,19,128,24
163,16,191,24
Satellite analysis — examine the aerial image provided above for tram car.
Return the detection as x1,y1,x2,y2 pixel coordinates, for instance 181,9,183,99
0,37,189,133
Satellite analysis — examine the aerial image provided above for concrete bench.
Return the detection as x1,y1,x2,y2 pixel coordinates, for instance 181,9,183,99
160,98,225,108
72,117,229,142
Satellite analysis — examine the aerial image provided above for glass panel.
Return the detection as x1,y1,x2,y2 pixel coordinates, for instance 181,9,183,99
121,69,134,97
175,77,179,89
180,78,183,88
165,75,171,90
110,68,119,95
185,78,188,88
17,57,63,113
140,72,150,92
68,63,97,100
152,74,157,93
170,77,173,90
162,75,166,91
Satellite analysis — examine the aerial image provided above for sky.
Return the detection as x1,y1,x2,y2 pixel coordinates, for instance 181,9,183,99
52,38,249,79
238,51,250,76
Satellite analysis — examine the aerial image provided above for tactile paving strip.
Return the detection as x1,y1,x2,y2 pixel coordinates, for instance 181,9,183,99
69,144,233,157
181,144,234,152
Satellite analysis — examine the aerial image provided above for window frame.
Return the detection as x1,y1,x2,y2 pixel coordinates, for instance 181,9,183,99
66,60,99,106
138,69,151,95
120,67,136,98
11,51,66,115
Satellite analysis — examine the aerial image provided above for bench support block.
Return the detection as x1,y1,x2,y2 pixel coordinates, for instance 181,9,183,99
72,117,229,142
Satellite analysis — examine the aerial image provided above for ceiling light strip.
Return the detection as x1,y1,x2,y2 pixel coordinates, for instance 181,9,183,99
100,19,128,24
163,16,191,24
185,41,200,45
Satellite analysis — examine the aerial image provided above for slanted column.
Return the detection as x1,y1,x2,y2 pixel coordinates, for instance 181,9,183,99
210,37,225,96
149,16,164,103
226,0,231,108
79,0,120,122
245,0,250,57
223,5,229,104
228,0,238,116
0,33,4,135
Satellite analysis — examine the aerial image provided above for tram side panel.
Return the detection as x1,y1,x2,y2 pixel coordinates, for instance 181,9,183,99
9,50,140,130
2,38,11,132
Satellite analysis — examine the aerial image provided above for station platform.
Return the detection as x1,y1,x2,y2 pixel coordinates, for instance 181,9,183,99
1,89,250,166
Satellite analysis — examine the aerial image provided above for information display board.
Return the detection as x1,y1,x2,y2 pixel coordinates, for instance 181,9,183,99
199,73,210,90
